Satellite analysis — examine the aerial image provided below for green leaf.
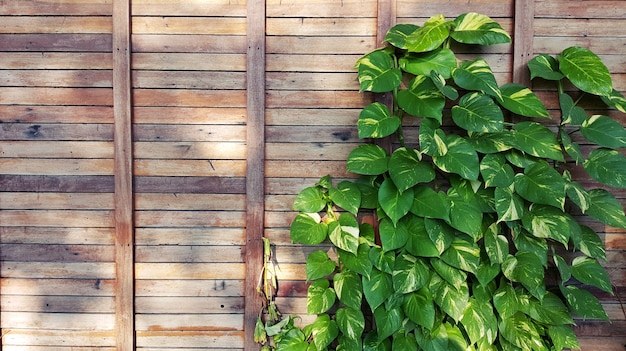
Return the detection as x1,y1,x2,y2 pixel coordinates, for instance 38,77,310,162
499,83,550,118
338,244,373,279
452,58,502,100
514,160,566,209
572,225,606,260
411,185,451,220
553,254,571,283
290,213,328,244
502,252,546,300
275,327,308,351
561,285,609,320
586,188,626,229
392,331,418,351
357,50,402,93
346,144,389,176
362,269,393,312
403,288,435,329
467,131,515,154
306,250,336,282
521,204,572,247
328,214,360,255
528,54,564,80
431,70,459,99
334,270,363,309
374,306,403,341
584,148,626,189
405,14,451,53
431,258,467,287
601,88,626,113
499,312,544,351
513,121,564,161
419,118,448,156
293,186,326,213
448,198,483,240
336,307,365,341
495,186,525,223
549,325,580,351
433,135,480,180
512,230,548,267
430,273,469,322
476,259,501,286
529,291,574,325
384,23,419,49
425,218,455,254
305,314,339,350
484,222,509,264
481,154,514,188
397,75,445,122
400,48,458,79
558,46,613,96
378,178,414,225
461,298,498,344
329,181,361,215
571,256,613,293
560,130,585,164
581,114,626,148
441,236,481,273
451,12,511,45
379,217,409,252
392,253,430,294
405,215,441,257
357,102,401,139
369,247,395,274
452,92,504,132
506,149,539,168
493,283,518,319
307,279,336,314
560,92,587,125
389,147,435,193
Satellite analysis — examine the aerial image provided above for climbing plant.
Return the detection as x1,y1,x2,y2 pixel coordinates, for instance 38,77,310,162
259,12,626,351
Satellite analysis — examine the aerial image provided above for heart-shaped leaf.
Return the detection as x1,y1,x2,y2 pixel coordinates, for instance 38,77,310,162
378,178,414,225
362,268,393,312
584,148,626,189
433,135,480,180
558,46,613,96
293,186,326,212
392,253,430,293
405,14,452,52
480,153,514,188
502,252,546,300
290,212,328,244
405,215,441,257
571,256,613,293
499,83,550,118
403,288,435,329
306,250,336,281
451,12,511,45
549,325,580,351
373,306,403,341
495,186,525,222
334,270,363,309
484,222,509,264
305,314,339,350
357,50,402,92
379,217,409,252
328,213,360,255
338,244,372,279
346,144,389,175
389,147,435,193
384,23,419,49
528,54,564,80
400,48,457,79
561,285,609,320
397,75,446,122
357,102,401,139
513,121,564,161
571,225,606,260
440,236,481,273
586,188,626,229
521,204,572,247
329,181,361,215
452,92,504,132
601,88,626,113
581,114,626,148
560,92,587,125
336,307,365,340
307,279,336,314
461,298,498,344
429,273,469,322
514,160,566,209
411,185,451,220
452,58,502,100
425,218,455,254
499,312,543,350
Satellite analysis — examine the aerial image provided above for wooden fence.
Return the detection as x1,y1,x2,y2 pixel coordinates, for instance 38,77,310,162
0,0,624,350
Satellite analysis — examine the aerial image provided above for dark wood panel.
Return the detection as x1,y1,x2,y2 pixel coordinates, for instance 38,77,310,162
0,123,113,140
0,175,114,193
0,34,112,52
0,106,113,123
0,244,114,262
134,176,245,194
132,124,246,142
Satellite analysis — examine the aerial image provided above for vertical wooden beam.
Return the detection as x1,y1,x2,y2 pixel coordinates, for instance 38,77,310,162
513,0,535,86
244,0,266,350
112,0,134,349
375,0,396,153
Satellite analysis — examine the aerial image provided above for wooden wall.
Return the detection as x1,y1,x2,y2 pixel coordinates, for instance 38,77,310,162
0,0,624,350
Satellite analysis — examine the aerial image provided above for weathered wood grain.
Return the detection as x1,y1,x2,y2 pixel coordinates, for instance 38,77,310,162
396,0,513,18
135,263,245,280
133,125,246,141
133,89,246,108
132,53,246,71
134,176,246,194
0,210,114,227
1,329,115,348
134,160,246,177
0,34,112,52
1,278,115,296
132,0,246,16
0,159,113,175
134,107,246,124
535,0,626,19
2,311,115,330
0,70,112,87
135,245,243,263
133,71,245,90
0,106,113,123
266,18,377,36
0,87,112,106
135,193,245,210
133,17,246,35
1,244,114,262
266,36,377,55
135,279,244,297
0,1,112,16
0,175,114,192
135,330,243,349
132,34,246,53
135,296,244,313
266,54,363,72
134,210,245,228
0,16,112,33
2,262,115,279
2,295,115,313
1,141,113,158
0,52,112,69
135,228,245,246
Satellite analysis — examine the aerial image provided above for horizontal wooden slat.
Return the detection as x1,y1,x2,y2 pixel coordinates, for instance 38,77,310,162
0,209,113,227
2,311,115,330
0,106,113,123
266,0,377,17
266,36,376,55
2,262,115,279
266,18,376,36
135,296,243,313
132,34,246,53
266,91,370,108
0,159,113,175
132,53,246,71
135,246,243,263
132,17,246,35
132,0,246,16
534,0,626,19
266,72,360,91
1,329,115,347
267,125,359,142
0,34,112,52
0,16,112,34
0,0,112,16
1,278,115,296
136,314,242,333
1,244,114,262
0,87,112,106
133,71,245,90
534,18,626,37
266,142,359,161
0,53,112,70
0,70,112,88
135,263,245,280
265,160,351,178
134,141,245,159
134,107,246,125
266,108,358,126
266,54,363,72
133,89,246,108
0,193,113,210
135,330,243,349
134,176,246,194
534,37,626,55
1,123,113,140
2,295,115,313
0,175,113,192
135,228,245,246
1,141,113,158
396,0,513,18
136,279,243,297
134,210,245,227
134,124,246,141
134,160,246,177
135,194,245,210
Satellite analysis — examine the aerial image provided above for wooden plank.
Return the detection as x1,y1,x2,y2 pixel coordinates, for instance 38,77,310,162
0,87,112,106
135,313,243,331
0,123,113,140
2,295,115,313
266,72,362,91
0,0,113,16
133,89,246,108
533,37,626,55
534,0,626,19
132,0,246,17
266,91,371,108
133,141,246,159
512,0,534,86
0,159,113,176
266,142,359,161
133,176,246,194
135,330,243,349
0,192,113,210
133,17,246,35
1,244,114,262
0,70,112,88
135,228,245,246
135,193,245,211
135,296,244,313
0,210,114,227
266,108,359,126
2,312,115,330
2,329,115,348
534,18,626,37
132,34,246,53
1,278,115,296
133,71,246,90
134,160,246,177
0,141,113,158
135,279,244,297
112,0,134,349
266,125,359,142
266,0,378,17
266,36,376,54
0,106,113,123
133,107,246,124
396,0,513,18
0,175,114,193
0,52,113,69
0,16,112,33
0,34,112,52
133,125,246,142
132,53,246,71
266,54,363,72
135,263,246,280
134,210,246,228
135,246,244,263
2,262,116,279
266,18,377,36
265,160,351,178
